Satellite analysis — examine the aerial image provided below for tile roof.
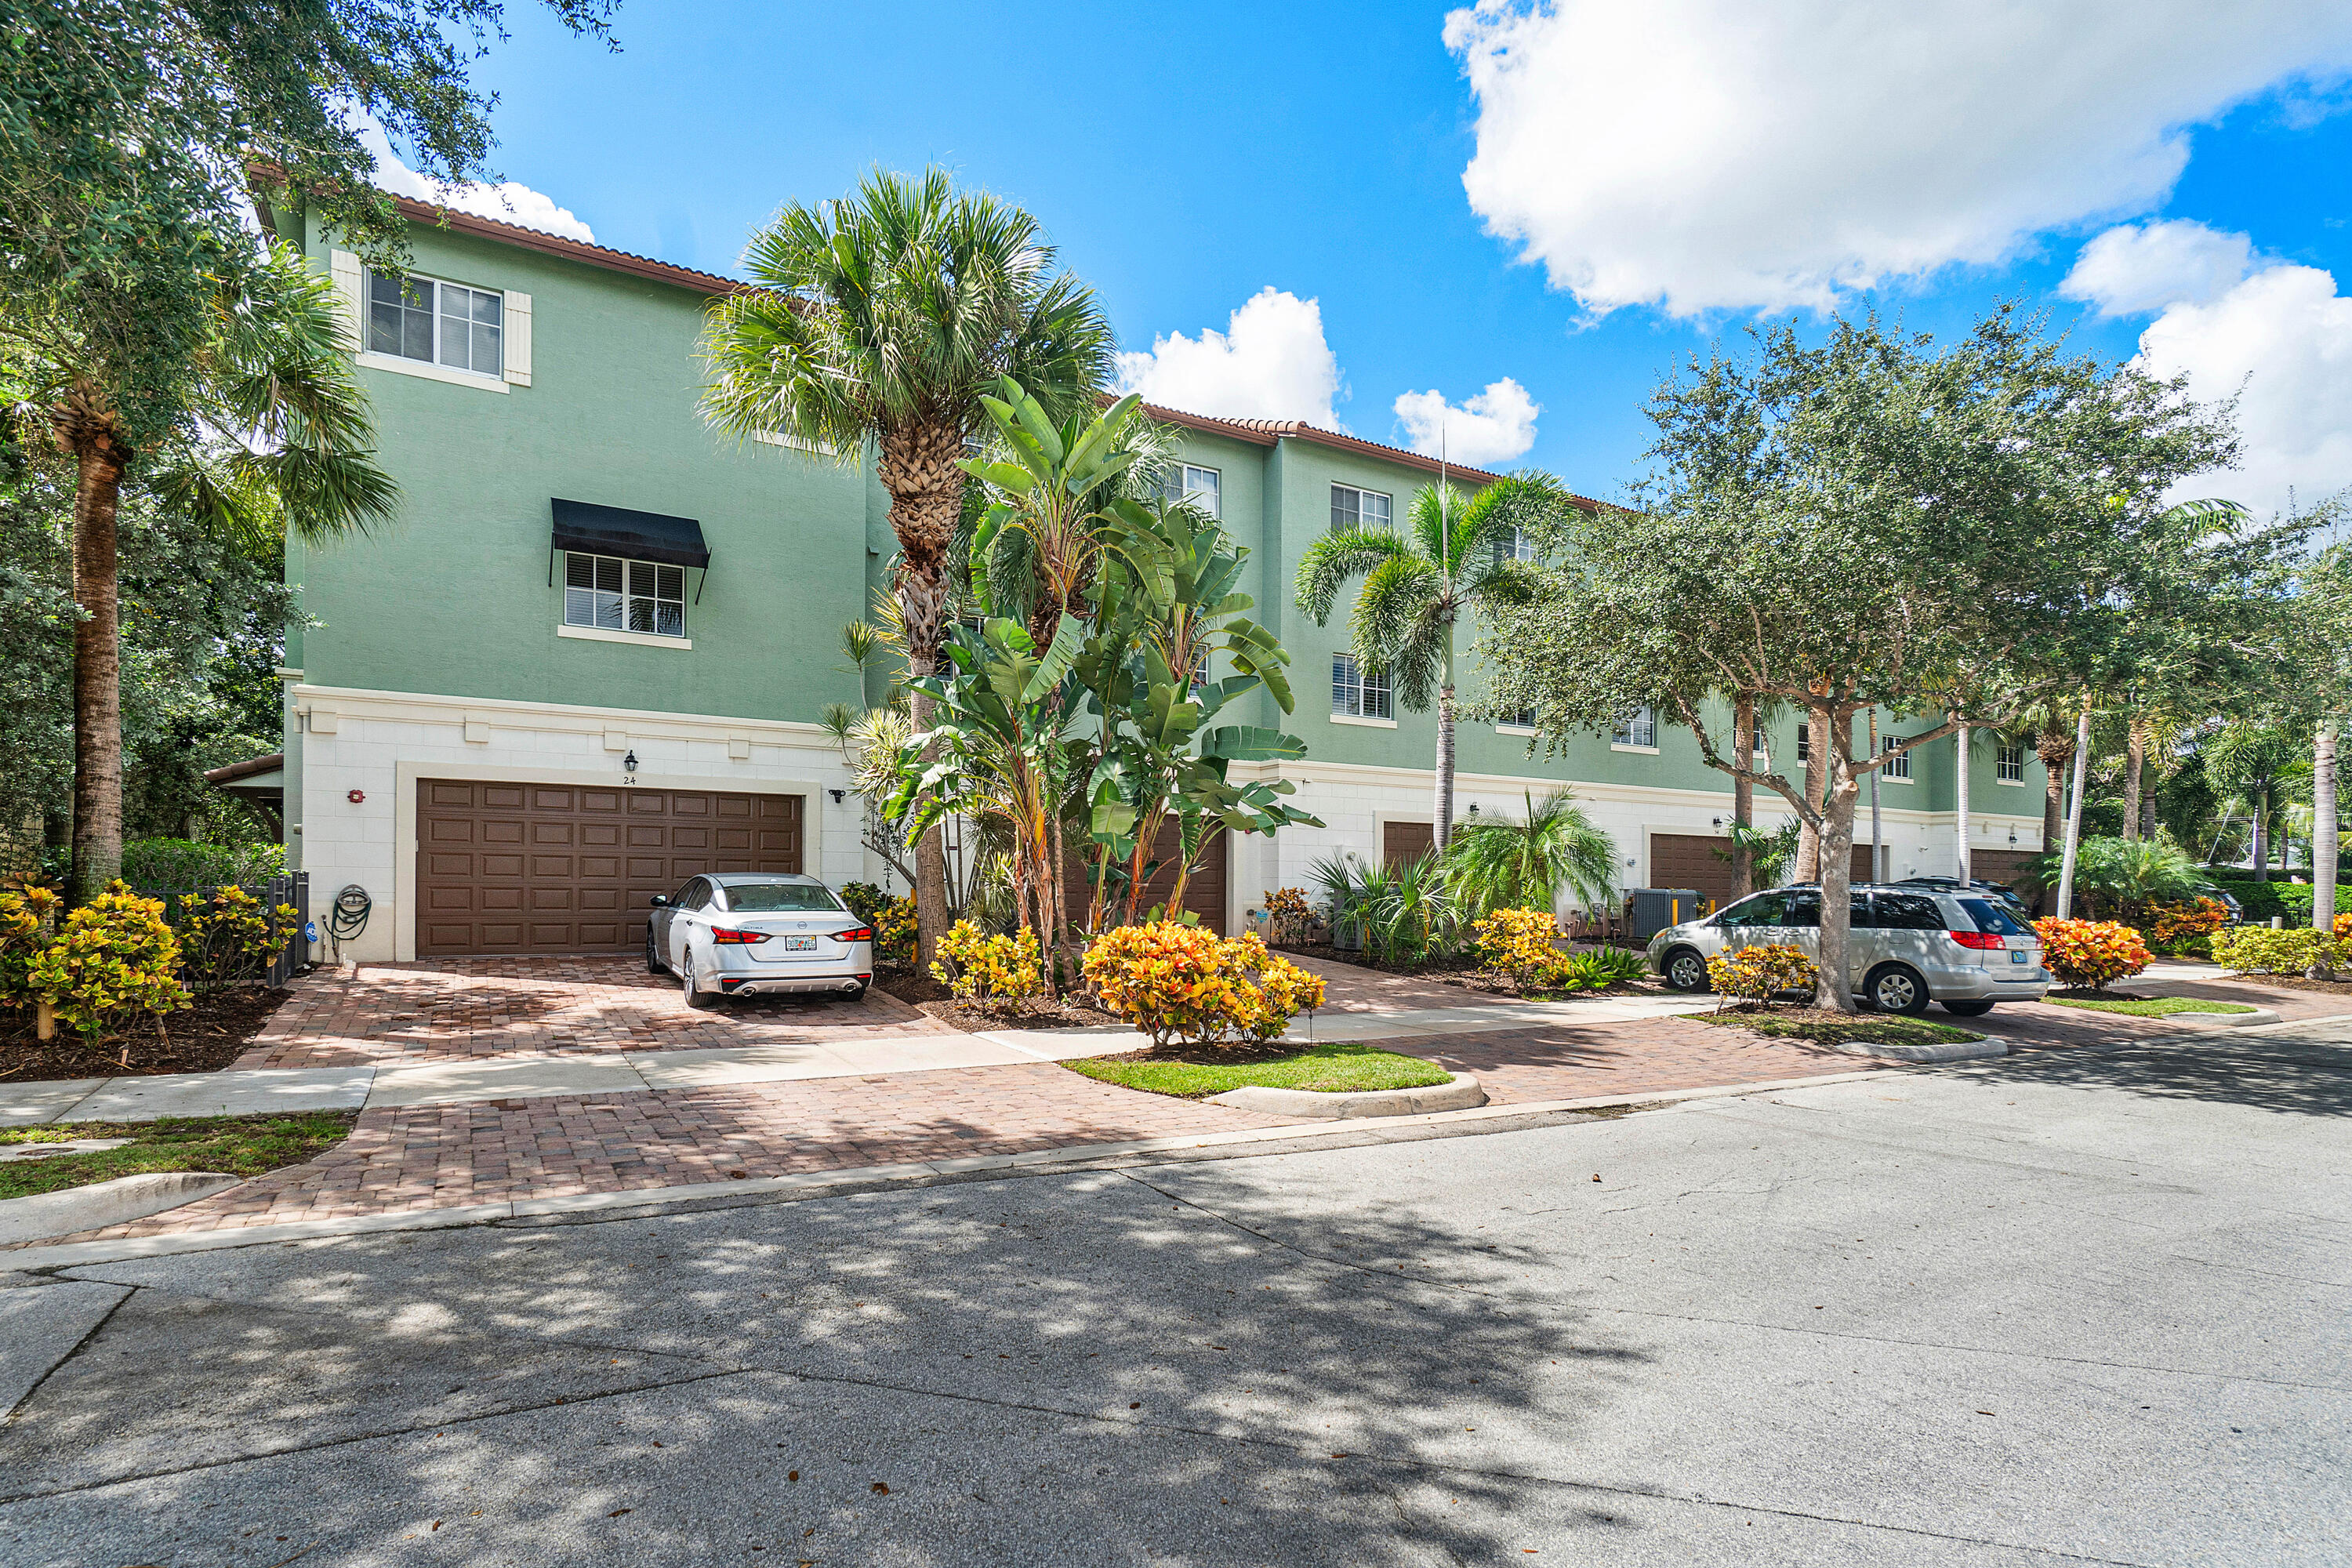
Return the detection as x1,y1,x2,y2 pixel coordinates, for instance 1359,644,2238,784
394,201,1613,510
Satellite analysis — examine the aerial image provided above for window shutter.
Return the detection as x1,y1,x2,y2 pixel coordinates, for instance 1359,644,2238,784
328,250,364,351
503,290,532,385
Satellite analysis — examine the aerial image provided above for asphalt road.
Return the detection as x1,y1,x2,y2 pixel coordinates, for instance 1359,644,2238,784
2,1022,2347,1567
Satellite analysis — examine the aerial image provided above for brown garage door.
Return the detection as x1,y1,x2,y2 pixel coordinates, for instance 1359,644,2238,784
417,780,802,956
1649,833,1737,910
1381,820,1434,870
1065,820,1229,935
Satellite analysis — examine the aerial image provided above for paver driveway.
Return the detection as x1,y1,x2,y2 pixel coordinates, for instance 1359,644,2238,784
240,956,960,1069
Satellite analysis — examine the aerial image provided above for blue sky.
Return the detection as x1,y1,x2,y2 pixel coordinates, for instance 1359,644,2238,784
400,1,2352,512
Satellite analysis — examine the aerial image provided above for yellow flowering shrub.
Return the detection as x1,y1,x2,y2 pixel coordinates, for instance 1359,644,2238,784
1083,923,1327,1048
1471,907,1567,989
2031,917,2152,990
2336,911,2352,945
930,920,1042,1000
178,884,299,993
1705,942,1819,1004
0,884,62,1005
24,884,190,1038
1261,887,1314,945
2210,925,2342,977
871,896,918,964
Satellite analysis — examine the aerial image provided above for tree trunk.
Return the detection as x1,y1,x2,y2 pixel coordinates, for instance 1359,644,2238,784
64,423,129,906
2314,719,2339,976
1952,720,1971,884
1814,735,1863,1014
878,423,967,973
1795,709,1829,881
1867,708,1883,884
2251,789,2270,880
2036,728,2072,858
2120,717,2147,842
2055,705,2093,919
1731,695,1755,898
1434,683,1456,855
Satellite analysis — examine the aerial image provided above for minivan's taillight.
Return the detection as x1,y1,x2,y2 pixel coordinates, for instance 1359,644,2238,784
711,927,768,945
1948,929,2006,950
832,925,874,943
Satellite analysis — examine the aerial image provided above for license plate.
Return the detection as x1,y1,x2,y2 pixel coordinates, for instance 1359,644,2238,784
779,936,818,952
2011,949,2028,964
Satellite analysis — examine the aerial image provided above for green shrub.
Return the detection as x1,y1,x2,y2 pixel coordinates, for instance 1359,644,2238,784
177,884,299,993
2210,926,2342,976
1560,946,1646,988
24,884,190,1038
120,838,284,891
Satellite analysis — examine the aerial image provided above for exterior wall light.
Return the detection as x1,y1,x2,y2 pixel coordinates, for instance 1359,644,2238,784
622,750,639,772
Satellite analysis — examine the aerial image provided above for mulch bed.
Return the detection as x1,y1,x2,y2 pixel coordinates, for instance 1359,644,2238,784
915,995,1123,1033
0,985,290,1081
2213,971,2352,996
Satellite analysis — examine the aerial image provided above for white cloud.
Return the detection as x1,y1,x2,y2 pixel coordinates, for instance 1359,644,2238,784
1115,288,1346,428
2059,220,2256,315
1393,378,1541,467
2131,260,2352,517
1442,0,2352,317
354,114,595,244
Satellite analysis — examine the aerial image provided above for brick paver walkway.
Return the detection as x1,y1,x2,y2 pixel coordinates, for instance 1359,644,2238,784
240,956,956,1070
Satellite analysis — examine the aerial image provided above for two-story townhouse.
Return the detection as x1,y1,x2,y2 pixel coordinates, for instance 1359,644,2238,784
251,198,2045,963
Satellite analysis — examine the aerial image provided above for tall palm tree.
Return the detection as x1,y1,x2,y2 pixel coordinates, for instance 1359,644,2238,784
1296,474,1563,851
701,169,1112,967
2207,723,2303,877
4,243,397,902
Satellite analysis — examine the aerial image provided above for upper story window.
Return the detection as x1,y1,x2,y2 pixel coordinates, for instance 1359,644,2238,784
1498,704,1537,730
1613,705,1656,749
1751,721,1768,755
368,269,503,377
1331,652,1392,720
565,553,684,639
1882,735,1912,779
1490,526,1534,565
1330,484,1392,532
1996,742,2025,782
1162,463,1221,518
1796,724,1809,762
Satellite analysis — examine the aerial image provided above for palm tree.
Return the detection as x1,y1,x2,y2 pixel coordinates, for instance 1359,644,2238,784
701,169,1112,967
1443,790,1618,918
1295,474,1564,851
2207,723,2303,877
3,243,397,902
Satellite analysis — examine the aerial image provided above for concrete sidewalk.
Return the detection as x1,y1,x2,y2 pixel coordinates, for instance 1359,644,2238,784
0,995,1715,1127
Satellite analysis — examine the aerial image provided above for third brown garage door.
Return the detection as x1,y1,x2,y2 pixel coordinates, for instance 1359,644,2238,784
1649,833,1878,912
416,780,802,956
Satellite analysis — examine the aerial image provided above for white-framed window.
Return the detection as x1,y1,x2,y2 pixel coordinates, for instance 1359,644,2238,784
1490,526,1534,566
1497,704,1537,731
1331,652,1392,720
1796,725,1809,762
1996,742,2025,783
368,268,503,377
565,553,685,639
1162,463,1221,518
1613,705,1656,749
1882,735,1912,779
1330,484,1392,532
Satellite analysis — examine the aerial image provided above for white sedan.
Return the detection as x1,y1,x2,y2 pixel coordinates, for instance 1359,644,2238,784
647,873,874,1007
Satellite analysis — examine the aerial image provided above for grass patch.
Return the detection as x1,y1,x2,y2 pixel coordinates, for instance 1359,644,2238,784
1065,1041,1452,1099
1692,1007,1981,1051
0,1112,356,1200
2043,995,2258,1018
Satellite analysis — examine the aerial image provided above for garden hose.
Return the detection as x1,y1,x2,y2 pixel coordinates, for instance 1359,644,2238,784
328,884,372,963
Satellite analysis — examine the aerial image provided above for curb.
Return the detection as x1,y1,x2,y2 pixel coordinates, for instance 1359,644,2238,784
2169,1007,2284,1029
0,1065,1900,1271
0,1172,244,1247
1821,1034,2005,1063
1206,1073,1486,1120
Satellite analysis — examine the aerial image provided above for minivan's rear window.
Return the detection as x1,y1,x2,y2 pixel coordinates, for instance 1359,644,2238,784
1876,892,1946,931
723,884,845,913
1959,897,2027,936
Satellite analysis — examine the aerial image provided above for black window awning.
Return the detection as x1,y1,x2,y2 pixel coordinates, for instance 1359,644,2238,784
550,498,711,569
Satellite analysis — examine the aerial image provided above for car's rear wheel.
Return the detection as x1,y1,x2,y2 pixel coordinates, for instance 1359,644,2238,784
1941,1000,1995,1017
1863,963,1929,1016
645,927,666,975
681,951,720,1011
1663,947,1711,993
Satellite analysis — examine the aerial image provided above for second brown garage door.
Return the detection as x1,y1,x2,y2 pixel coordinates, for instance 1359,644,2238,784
1650,833,1878,911
417,780,802,956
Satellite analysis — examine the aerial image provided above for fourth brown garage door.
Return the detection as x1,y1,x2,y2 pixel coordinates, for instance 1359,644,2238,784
416,780,803,956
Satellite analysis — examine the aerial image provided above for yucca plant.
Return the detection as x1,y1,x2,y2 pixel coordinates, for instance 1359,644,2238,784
1376,851,1460,964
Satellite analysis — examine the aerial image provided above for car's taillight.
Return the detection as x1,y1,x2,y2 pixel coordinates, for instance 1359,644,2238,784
711,927,768,945
1948,930,2006,950
832,926,874,943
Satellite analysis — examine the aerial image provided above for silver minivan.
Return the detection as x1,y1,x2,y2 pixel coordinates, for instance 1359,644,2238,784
1646,884,2049,1015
